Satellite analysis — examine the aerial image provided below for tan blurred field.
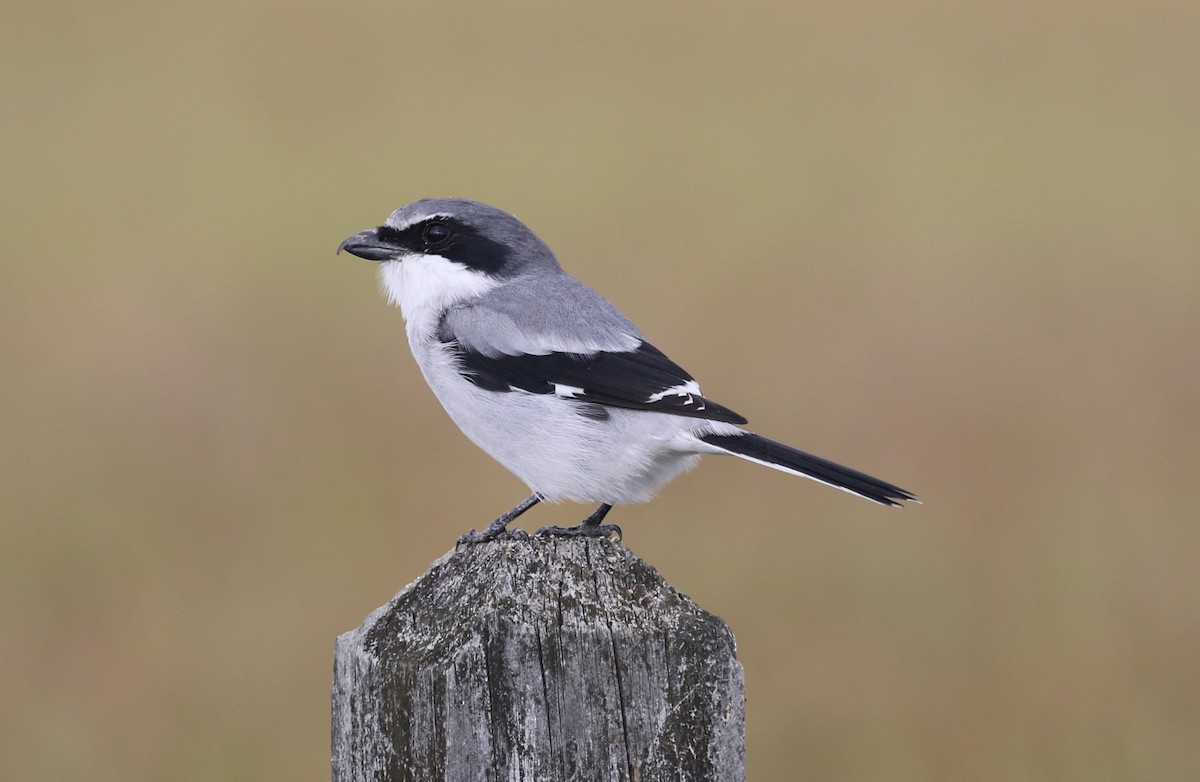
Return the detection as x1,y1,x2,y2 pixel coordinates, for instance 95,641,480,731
3,1,1199,779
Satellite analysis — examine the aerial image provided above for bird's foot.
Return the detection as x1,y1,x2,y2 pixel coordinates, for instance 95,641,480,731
458,526,530,545
535,523,622,541
458,494,543,545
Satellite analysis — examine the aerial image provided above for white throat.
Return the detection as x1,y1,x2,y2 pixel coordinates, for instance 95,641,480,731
377,253,500,342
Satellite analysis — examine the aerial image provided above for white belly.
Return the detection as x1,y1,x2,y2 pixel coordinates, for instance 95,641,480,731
411,339,704,504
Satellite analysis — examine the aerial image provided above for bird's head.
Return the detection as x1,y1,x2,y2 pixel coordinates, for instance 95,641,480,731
338,198,560,323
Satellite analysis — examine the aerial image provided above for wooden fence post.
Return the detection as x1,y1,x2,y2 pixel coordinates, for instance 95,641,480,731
332,535,745,781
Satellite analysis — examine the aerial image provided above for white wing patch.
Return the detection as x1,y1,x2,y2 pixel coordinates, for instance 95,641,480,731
553,383,586,398
647,380,703,405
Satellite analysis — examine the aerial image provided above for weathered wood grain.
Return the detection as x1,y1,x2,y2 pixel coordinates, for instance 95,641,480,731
332,535,744,781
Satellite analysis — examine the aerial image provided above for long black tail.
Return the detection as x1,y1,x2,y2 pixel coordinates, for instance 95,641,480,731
699,431,917,507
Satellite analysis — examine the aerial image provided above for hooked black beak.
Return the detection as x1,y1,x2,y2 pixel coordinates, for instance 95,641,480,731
337,227,401,261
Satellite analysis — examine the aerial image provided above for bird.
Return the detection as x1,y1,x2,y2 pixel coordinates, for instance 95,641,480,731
338,198,916,542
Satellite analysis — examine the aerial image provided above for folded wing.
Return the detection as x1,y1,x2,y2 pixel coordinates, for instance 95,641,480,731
446,338,748,425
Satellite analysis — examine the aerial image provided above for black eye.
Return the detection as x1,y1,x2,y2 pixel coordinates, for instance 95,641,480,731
421,221,452,246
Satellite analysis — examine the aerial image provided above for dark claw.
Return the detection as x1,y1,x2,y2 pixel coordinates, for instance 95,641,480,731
458,527,530,545
535,523,622,541
458,528,492,545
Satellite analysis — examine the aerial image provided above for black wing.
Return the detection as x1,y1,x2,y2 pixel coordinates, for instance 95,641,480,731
447,339,748,425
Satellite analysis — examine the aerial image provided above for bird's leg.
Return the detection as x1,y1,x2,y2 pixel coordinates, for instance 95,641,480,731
459,493,542,544
536,503,621,540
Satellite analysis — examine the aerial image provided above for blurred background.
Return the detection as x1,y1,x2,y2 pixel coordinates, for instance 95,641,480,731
3,1,1198,779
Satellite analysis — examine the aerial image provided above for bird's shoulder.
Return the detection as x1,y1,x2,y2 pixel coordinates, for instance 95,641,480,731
444,272,642,356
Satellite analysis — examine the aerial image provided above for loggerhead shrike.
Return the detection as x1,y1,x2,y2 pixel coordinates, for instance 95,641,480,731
339,198,916,542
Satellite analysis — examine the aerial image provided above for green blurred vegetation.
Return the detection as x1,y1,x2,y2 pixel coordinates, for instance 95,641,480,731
3,1,1198,779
